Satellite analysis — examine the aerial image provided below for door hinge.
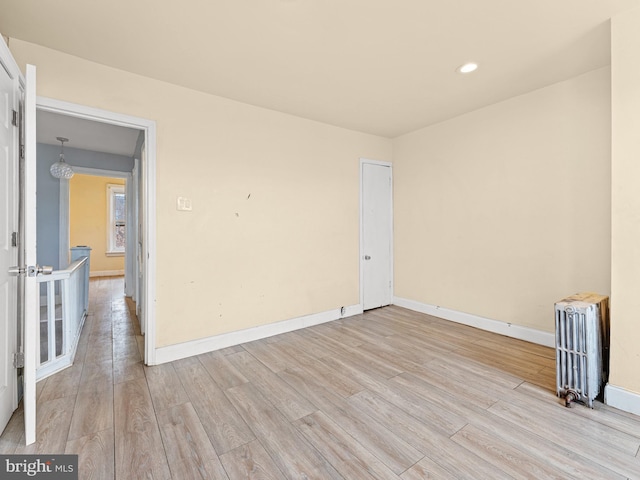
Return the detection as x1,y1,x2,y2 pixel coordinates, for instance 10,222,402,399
11,232,17,247
19,144,25,159
13,352,24,368
12,110,18,127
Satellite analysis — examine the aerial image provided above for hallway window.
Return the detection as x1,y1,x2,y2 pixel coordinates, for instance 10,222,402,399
107,183,126,254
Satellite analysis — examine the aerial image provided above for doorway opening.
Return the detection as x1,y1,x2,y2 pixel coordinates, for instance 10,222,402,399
35,97,157,365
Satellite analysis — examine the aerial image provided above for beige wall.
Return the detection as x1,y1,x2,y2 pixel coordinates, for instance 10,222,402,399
611,8,640,395
70,174,125,274
9,39,392,347
393,67,612,333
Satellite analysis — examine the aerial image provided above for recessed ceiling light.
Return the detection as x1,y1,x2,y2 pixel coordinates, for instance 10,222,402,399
457,62,479,74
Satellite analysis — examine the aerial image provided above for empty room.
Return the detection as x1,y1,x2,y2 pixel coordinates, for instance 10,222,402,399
1,1,640,478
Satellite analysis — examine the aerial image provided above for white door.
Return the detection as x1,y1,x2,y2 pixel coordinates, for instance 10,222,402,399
0,45,19,436
0,40,36,445
23,64,38,445
361,161,393,310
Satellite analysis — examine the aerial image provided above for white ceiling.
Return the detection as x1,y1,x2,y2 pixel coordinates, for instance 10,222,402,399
2,0,639,138
36,110,140,157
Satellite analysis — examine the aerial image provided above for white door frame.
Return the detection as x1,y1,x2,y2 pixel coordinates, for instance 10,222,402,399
125,160,138,299
37,96,157,365
359,158,394,310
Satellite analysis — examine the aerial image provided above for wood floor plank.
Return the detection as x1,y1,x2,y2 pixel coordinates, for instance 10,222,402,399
453,341,552,376
327,323,389,346
65,428,115,480
170,354,201,370
257,338,324,371
355,338,433,373
516,381,640,439
279,367,423,475
281,331,341,359
15,396,75,454
345,390,512,479
67,381,113,441
294,411,401,480
496,393,640,457
286,354,365,399
427,352,524,391
348,389,463,447
178,362,255,454
241,339,296,373
400,456,457,480
402,359,499,409
383,334,454,362
225,382,344,480
112,335,140,363
157,402,229,480
198,350,249,390
329,366,467,436
295,328,354,358
38,362,83,402
394,361,632,480
326,344,404,380
220,440,286,480
85,339,114,365
488,400,640,479
469,407,630,480
345,312,404,337
114,377,171,480
113,358,145,384
474,335,555,359
0,406,22,454
226,351,317,421
79,358,113,385
451,423,571,480
310,323,364,347
145,362,190,412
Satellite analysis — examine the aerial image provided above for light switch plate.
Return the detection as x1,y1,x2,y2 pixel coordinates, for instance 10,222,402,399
177,196,192,211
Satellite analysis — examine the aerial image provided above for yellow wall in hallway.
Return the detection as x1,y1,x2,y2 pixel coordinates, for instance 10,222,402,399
70,174,126,274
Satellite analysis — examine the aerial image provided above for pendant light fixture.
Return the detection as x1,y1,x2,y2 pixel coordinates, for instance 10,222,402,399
50,136,74,179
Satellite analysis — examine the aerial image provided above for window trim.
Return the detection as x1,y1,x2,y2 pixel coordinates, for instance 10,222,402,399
107,183,126,254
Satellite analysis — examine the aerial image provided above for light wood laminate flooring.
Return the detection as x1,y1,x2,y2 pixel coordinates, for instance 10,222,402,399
1,276,640,479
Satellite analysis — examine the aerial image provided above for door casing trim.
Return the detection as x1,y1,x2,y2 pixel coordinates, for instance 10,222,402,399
37,96,157,365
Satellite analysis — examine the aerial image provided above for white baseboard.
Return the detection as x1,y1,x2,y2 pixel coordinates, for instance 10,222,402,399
90,270,124,278
154,303,363,365
392,296,555,348
605,384,640,417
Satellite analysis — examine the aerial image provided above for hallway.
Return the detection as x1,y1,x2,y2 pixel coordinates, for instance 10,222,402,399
0,276,141,477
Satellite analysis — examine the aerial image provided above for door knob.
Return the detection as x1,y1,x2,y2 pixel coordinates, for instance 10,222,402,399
364,255,371,260
38,265,54,275
8,266,23,276
9,265,54,276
